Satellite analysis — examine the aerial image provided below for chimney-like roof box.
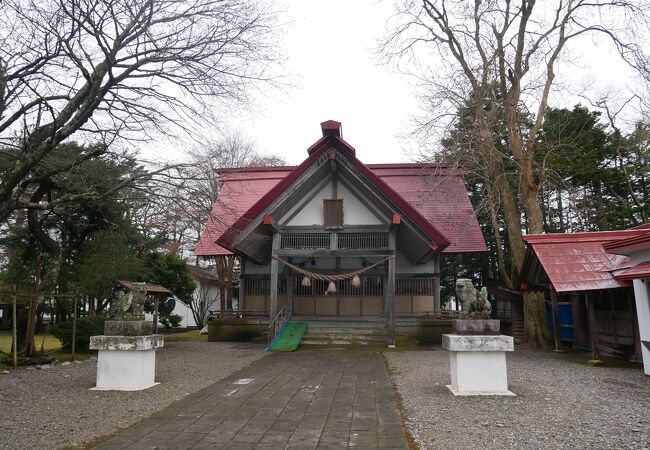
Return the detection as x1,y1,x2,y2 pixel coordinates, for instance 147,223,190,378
320,120,342,138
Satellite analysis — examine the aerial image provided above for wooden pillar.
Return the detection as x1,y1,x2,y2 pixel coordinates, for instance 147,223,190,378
550,289,561,351
383,264,388,320
286,257,293,318
433,253,441,313
11,285,17,370
586,291,600,361
71,289,79,362
239,259,246,313
152,285,159,334
387,230,396,346
270,232,280,321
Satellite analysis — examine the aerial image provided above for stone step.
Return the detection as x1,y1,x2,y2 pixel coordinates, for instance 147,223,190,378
303,327,387,335
301,335,389,345
300,321,388,345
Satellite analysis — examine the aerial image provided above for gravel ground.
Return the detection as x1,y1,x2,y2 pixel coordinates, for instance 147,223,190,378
385,347,650,450
0,341,265,450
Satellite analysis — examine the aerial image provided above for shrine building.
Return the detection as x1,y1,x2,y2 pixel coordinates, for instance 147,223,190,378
196,120,487,345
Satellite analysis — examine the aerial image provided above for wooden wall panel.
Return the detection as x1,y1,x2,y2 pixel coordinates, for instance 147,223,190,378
339,296,361,316
294,297,315,315
315,297,337,316
246,296,266,312
395,296,411,313
362,297,383,316
413,295,434,312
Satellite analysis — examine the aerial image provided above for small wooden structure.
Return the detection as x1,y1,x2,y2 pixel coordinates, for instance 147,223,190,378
486,284,524,341
520,230,646,361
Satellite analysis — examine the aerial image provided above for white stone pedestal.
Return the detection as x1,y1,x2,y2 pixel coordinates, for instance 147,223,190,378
89,334,164,391
442,334,515,396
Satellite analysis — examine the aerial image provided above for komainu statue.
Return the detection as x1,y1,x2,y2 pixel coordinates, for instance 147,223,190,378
111,282,147,320
455,278,491,318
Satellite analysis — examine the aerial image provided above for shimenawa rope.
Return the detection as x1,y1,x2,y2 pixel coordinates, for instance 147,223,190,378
271,255,394,282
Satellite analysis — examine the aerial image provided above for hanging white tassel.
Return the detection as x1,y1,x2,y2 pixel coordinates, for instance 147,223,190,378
326,281,337,293
352,274,361,287
302,276,311,287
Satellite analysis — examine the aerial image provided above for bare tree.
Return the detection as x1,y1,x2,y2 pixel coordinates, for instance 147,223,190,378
590,94,649,223
188,268,219,328
127,132,285,316
382,0,650,346
132,131,286,261
0,0,281,222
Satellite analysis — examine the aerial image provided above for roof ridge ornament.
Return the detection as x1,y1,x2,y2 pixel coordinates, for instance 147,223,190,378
320,120,342,138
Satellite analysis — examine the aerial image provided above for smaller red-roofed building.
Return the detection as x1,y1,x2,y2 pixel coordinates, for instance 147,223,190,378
520,228,648,365
196,121,487,345
604,228,650,377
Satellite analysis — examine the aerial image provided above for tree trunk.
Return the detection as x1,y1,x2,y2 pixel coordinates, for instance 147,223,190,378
476,115,527,272
24,294,38,356
557,189,565,232
520,161,545,234
593,181,609,230
523,291,552,348
487,187,513,289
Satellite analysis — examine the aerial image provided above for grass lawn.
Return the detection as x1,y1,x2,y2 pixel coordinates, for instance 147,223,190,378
0,331,62,353
164,329,207,342
0,331,96,368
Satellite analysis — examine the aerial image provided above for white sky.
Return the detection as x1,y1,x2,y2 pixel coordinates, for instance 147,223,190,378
152,1,643,166
238,0,419,165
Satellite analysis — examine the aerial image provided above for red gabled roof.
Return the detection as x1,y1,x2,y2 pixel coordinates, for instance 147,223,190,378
521,230,648,292
603,227,650,255
196,132,487,257
194,167,290,256
615,261,650,281
215,135,451,252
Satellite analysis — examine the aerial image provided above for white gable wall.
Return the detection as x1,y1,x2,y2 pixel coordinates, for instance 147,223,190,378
282,179,384,226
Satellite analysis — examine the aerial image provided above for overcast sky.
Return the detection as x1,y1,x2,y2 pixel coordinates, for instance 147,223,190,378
237,0,419,165
155,1,642,166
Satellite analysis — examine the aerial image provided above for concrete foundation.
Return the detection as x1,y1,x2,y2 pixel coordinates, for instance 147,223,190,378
89,334,164,391
207,319,267,342
443,334,515,396
207,317,453,345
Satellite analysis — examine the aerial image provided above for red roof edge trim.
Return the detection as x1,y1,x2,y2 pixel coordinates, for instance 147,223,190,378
214,163,467,174
306,136,329,155
603,232,650,254
368,163,467,175
614,261,650,281
216,166,296,175
523,229,647,244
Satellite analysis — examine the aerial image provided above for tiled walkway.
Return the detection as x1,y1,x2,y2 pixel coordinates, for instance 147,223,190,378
94,349,410,449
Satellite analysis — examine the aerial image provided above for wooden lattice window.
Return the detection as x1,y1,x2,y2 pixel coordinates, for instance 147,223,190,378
323,199,343,228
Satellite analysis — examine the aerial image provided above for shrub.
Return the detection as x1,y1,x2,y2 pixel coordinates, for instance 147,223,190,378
49,316,106,352
160,313,183,329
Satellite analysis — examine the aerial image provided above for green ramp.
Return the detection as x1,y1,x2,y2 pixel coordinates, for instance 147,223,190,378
269,322,307,352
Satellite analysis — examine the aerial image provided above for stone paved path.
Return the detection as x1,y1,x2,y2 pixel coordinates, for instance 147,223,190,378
93,349,410,449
